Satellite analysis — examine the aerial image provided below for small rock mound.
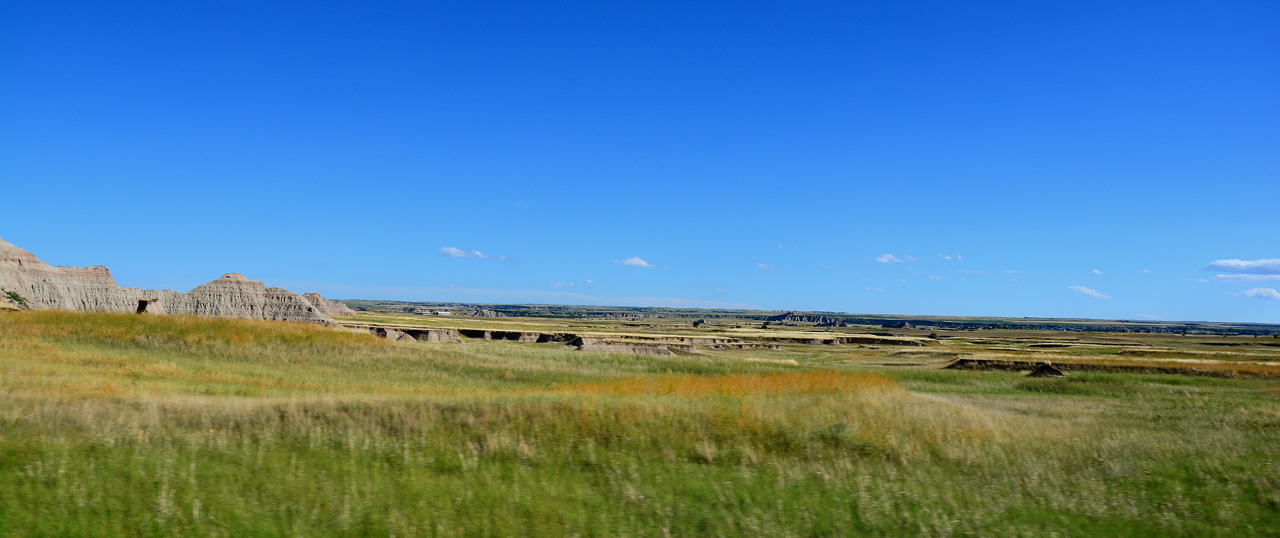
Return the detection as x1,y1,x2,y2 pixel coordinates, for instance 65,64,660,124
1027,363,1066,377
303,293,358,317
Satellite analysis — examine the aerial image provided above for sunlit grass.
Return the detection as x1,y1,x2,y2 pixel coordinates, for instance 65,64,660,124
1,311,1278,536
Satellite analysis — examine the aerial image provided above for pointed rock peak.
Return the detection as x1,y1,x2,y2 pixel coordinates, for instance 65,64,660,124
1,237,30,254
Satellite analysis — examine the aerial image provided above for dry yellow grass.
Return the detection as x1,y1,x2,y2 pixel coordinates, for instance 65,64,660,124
554,370,897,397
3,311,1279,536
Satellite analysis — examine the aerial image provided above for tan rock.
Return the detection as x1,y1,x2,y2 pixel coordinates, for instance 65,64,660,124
0,237,333,324
303,292,358,317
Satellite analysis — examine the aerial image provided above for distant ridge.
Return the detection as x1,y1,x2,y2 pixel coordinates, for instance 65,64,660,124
0,237,339,323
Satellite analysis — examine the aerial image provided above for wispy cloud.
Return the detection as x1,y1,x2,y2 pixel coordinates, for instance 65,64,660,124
876,254,903,263
274,280,754,309
1092,269,1103,275
615,256,655,268
1214,274,1280,283
818,263,832,269
756,263,777,269
1069,285,1111,300
939,254,962,261
1004,270,1021,274
929,275,942,280
1206,259,1280,275
1243,288,1280,300
549,280,595,288
439,247,506,260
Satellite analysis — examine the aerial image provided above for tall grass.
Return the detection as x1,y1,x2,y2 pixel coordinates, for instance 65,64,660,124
1,311,1278,536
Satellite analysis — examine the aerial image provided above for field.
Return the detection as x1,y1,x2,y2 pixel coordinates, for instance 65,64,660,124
2,311,1280,536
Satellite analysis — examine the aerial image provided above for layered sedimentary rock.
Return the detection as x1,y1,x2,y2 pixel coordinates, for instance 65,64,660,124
366,326,462,343
0,237,332,323
178,273,333,322
303,293,358,317
568,337,676,356
764,312,848,327
459,309,504,317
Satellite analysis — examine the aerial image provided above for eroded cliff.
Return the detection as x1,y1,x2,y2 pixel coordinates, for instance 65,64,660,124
0,238,333,323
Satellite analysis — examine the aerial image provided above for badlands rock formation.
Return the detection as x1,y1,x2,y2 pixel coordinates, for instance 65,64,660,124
764,312,848,327
303,292,358,317
0,237,333,323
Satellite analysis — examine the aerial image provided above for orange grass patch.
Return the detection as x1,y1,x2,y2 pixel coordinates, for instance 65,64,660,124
553,371,898,397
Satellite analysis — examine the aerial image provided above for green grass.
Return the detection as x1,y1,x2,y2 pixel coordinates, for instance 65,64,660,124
2,289,28,309
2,311,1279,536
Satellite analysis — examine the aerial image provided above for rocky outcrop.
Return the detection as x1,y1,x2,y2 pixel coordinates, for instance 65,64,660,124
459,309,504,317
568,337,676,356
367,326,462,343
0,238,333,323
764,312,848,327
303,293,358,317
176,274,333,323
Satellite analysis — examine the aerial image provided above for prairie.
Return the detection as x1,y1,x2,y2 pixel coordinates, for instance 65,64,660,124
2,311,1279,536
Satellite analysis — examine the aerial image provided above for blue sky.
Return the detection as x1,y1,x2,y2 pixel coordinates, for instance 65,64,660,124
2,1,1277,322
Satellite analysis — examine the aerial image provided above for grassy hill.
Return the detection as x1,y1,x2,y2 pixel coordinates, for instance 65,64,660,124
2,311,1278,536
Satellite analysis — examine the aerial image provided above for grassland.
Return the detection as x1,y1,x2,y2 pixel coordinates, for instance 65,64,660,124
2,311,1279,536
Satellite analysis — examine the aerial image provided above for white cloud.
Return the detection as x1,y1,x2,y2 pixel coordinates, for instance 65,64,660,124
876,254,903,263
1206,259,1280,275
1092,269,1103,275
1243,288,1280,300
939,254,962,261
1141,269,1152,273
864,287,885,292
1004,270,1021,274
1214,274,1280,283
585,279,595,284
549,282,574,288
756,263,777,269
272,281,755,309
615,257,655,268
440,247,503,259
929,275,942,280
1069,285,1111,300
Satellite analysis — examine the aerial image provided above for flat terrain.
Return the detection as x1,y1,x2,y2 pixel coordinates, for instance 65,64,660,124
2,311,1279,536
